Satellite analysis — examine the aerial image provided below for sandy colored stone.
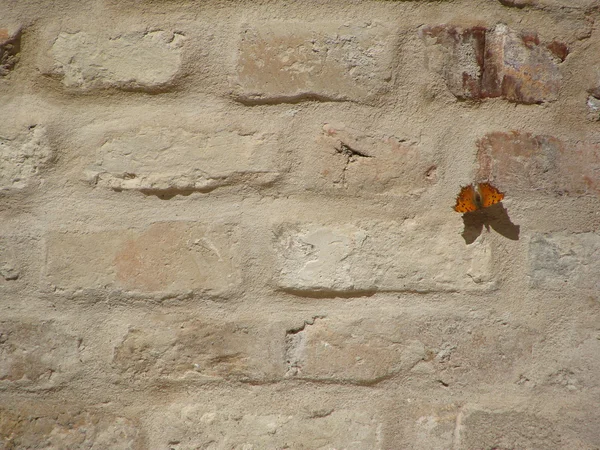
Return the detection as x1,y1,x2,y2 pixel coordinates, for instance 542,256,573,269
0,125,52,191
529,232,600,292
456,409,560,449
233,22,395,104
274,221,495,294
49,30,185,90
85,126,280,194
0,404,142,449
112,317,284,382
285,312,537,386
151,404,381,449
305,123,437,196
44,222,241,296
0,320,81,389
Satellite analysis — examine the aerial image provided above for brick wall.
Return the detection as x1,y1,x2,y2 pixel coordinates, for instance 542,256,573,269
1,0,599,448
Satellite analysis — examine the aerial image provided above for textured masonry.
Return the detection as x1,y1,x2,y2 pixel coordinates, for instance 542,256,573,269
2,0,600,448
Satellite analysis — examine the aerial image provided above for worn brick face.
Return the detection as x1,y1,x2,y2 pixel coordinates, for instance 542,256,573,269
0,404,143,449
305,123,437,196
150,402,382,449
49,30,185,91
456,409,560,449
112,317,284,382
529,232,600,292
274,221,495,294
45,222,241,297
85,126,280,194
285,313,537,385
233,22,394,104
0,320,81,389
476,132,600,197
0,125,52,191
422,24,566,103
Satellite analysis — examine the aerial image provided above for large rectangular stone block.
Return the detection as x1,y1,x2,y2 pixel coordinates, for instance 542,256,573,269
302,123,437,196
233,22,395,104
44,222,241,297
455,409,560,449
274,221,495,294
285,312,537,386
149,401,382,449
0,320,82,390
112,317,284,382
85,126,280,195
0,402,142,449
48,30,185,91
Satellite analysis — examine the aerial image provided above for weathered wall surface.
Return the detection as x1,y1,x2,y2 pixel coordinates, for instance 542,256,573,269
1,0,599,448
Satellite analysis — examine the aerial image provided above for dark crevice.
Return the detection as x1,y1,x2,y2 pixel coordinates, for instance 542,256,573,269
234,93,349,106
278,288,378,299
336,142,372,159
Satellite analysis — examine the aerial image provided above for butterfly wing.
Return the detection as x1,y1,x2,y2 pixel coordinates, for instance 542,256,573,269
454,185,478,213
478,182,505,208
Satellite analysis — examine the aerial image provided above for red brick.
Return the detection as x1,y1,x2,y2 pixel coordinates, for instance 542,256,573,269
0,28,20,76
422,24,566,104
476,132,600,197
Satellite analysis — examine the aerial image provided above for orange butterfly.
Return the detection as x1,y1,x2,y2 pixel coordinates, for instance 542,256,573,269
454,182,505,213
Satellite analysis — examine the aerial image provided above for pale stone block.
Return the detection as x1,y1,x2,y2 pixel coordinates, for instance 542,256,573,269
112,318,284,382
0,320,81,390
44,222,241,296
285,313,537,385
50,30,185,90
0,403,141,449
455,409,560,449
0,125,52,190
529,232,600,292
85,127,280,193
274,221,495,294
233,22,395,104
285,317,425,383
153,404,382,449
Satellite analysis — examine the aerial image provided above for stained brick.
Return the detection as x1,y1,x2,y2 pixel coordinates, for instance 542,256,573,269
0,125,52,191
233,22,395,104
49,30,185,91
44,222,241,297
304,123,437,196
113,317,284,382
476,132,600,197
274,221,495,294
0,320,81,389
528,232,600,292
0,28,20,76
85,126,280,194
422,24,566,103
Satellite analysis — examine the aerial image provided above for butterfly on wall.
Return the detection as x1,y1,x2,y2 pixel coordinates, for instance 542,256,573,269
453,182,505,213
